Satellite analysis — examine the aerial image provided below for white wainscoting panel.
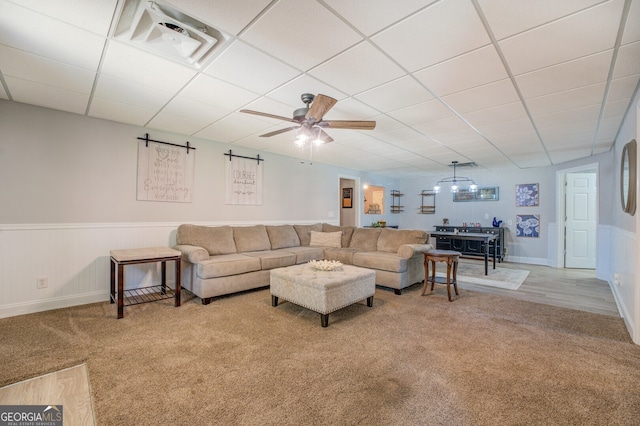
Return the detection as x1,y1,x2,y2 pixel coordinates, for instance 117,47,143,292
0,222,181,318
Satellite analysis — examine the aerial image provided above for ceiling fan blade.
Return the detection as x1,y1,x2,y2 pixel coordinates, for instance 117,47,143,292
305,94,337,122
320,120,376,130
259,126,299,137
240,109,296,123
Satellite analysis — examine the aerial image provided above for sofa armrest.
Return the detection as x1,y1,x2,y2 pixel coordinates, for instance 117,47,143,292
173,244,209,263
397,243,433,259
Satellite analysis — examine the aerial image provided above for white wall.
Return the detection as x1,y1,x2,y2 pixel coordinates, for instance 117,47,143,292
599,91,639,344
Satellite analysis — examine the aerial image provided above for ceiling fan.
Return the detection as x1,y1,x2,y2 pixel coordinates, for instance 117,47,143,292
240,93,376,145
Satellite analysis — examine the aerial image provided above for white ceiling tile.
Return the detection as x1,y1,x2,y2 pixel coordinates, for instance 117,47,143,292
10,0,118,36
478,0,605,40
490,131,541,148
203,41,301,93
388,99,454,126
516,50,613,99
526,83,605,117
265,75,348,107
355,76,434,113
462,101,529,128
613,41,640,79
499,0,623,75
309,42,405,95
608,74,640,101
414,45,508,97
372,0,490,72
165,0,273,35
241,0,362,70
548,146,594,164
5,76,89,114
375,127,425,144
161,96,229,124
327,98,380,120
180,74,259,110
622,0,640,44
147,112,212,136
93,74,174,110
442,79,519,114
478,119,536,138
101,42,197,92
602,98,632,119
89,97,156,126
413,116,471,136
323,0,436,36
534,105,600,130
0,45,96,94
0,1,106,69
195,113,274,143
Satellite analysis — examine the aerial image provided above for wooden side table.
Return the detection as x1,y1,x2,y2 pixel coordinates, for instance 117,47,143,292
110,247,182,318
422,250,461,302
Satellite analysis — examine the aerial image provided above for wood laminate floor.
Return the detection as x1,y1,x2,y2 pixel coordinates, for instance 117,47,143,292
0,364,96,426
0,262,620,422
454,258,619,317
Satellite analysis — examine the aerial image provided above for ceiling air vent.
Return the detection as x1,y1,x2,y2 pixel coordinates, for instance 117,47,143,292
115,0,226,68
449,161,478,168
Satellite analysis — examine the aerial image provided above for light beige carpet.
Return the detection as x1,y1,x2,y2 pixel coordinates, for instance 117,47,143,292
0,285,638,425
436,261,529,290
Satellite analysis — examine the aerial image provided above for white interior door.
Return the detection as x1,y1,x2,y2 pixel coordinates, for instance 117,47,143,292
565,172,596,268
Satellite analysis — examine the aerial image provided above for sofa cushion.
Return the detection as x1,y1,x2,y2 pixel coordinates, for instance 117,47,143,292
243,251,297,270
294,223,323,246
322,224,354,247
275,247,324,264
267,225,301,249
353,251,408,273
377,228,428,253
234,225,271,252
323,247,360,265
176,224,236,256
310,231,342,248
196,253,261,279
349,228,382,251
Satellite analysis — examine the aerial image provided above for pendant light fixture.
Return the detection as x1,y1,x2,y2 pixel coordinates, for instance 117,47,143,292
433,161,478,193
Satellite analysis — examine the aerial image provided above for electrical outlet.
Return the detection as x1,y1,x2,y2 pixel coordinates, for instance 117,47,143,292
507,220,513,226
614,274,621,285
484,213,489,219
37,276,48,289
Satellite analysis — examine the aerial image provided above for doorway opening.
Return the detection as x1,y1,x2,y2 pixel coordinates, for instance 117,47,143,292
555,163,598,269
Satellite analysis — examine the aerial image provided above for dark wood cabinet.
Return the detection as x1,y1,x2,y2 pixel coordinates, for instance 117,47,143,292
433,226,505,261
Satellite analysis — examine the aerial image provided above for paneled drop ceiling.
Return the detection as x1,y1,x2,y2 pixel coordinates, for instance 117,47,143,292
1,0,639,177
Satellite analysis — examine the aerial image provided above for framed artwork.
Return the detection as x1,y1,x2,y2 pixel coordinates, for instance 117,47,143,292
516,214,540,238
452,186,499,202
342,188,353,208
516,183,539,207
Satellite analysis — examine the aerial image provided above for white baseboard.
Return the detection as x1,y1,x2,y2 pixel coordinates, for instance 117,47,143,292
0,291,109,319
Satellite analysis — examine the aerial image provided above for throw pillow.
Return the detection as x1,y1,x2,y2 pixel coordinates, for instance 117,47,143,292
309,231,342,248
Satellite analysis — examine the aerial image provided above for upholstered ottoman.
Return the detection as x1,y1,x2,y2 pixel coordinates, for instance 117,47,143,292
270,263,375,327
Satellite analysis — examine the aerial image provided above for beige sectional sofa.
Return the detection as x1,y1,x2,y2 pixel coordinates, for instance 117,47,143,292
174,223,432,304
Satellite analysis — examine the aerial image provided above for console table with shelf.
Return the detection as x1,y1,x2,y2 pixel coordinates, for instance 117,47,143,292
432,226,505,262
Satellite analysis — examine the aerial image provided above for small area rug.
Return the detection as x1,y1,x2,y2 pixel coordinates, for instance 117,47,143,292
436,261,529,290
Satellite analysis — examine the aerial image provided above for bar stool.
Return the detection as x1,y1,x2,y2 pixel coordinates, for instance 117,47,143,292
422,250,461,302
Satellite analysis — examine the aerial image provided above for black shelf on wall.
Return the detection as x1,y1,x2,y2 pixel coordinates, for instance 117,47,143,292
390,190,404,213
